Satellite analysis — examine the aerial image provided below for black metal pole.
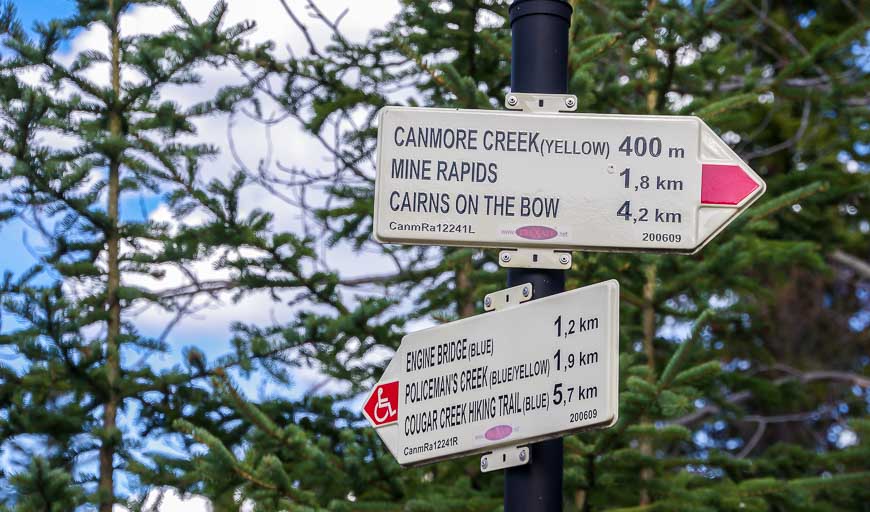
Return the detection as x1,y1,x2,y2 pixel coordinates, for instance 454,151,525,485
505,1,572,511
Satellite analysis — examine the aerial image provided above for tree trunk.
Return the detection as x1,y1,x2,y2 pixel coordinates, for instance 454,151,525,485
645,0,660,113
99,2,122,510
639,262,657,506
456,255,476,319
640,8,660,499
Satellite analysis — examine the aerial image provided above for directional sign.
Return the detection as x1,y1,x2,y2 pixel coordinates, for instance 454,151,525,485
363,280,619,466
373,107,765,254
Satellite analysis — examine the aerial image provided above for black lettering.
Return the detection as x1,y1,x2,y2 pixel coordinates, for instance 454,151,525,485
394,126,405,146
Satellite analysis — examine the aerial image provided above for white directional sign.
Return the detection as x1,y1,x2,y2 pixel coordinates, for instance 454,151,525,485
373,107,765,254
362,280,619,466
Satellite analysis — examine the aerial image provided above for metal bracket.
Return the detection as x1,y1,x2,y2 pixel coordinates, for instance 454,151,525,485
498,248,572,270
499,92,576,269
483,282,533,312
505,92,578,113
481,286,532,471
481,445,530,473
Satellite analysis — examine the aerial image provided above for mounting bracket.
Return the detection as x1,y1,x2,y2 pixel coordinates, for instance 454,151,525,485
481,445,530,473
505,92,578,114
479,282,534,472
498,248,572,270
498,92,576,269
483,282,534,312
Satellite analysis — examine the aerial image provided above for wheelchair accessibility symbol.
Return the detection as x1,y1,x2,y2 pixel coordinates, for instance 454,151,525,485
363,381,399,427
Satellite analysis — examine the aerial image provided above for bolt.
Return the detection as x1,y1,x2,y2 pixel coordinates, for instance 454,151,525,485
481,458,488,470
501,253,511,263
565,97,576,109
507,95,518,107
559,254,570,265
522,286,530,297
519,450,527,462
484,296,492,308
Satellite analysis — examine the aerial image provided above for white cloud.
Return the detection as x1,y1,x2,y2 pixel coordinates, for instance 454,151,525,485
116,488,212,512
19,1,403,509
665,91,693,112
38,0,403,341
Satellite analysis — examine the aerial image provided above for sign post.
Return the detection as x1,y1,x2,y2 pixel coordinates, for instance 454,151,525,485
504,2,571,510
366,1,766,510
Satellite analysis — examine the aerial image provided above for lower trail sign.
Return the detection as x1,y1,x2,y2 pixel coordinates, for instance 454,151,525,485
363,280,619,467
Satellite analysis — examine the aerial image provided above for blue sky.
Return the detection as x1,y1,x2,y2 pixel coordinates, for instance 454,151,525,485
0,1,396,506
0,0,278,396
1,1,77,322
12,0,74,29
8,0,76,55
0,0,400,379
1,0,164,326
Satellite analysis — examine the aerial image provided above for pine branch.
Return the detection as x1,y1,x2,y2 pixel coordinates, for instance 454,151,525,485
743,100,811,161
172,419,289,498
830,250,870,280
657,309,714,388
694,93,762,120
596,310,716,453
745,181,829,224
604,472,870,512
669,366,870,427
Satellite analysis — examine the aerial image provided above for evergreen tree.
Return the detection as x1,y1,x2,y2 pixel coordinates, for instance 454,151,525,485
2,0,866,510
0,1,268,509
1,458,86,512
175,0,870,510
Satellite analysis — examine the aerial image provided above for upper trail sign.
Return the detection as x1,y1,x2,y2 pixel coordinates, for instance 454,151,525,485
373,106,765,254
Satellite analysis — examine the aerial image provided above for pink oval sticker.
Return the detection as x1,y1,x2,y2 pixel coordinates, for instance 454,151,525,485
485,425,513,441
516,225,557,240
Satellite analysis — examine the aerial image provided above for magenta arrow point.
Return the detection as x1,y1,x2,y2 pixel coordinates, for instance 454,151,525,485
701,164,759,205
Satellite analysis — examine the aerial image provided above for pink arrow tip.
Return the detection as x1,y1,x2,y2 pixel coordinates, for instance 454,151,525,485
701,164,759,205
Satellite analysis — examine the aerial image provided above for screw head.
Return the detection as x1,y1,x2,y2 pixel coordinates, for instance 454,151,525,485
507,95,518,106
501,253,511,263
559,254,570,265
522,286,530,297
481,458,488,470
519,450,527,462
565,97,576,108
484,296,492,308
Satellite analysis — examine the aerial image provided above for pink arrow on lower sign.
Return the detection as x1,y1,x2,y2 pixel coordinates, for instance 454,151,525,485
701,164,760,205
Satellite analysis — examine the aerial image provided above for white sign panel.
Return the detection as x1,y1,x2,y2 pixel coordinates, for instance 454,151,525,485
363,280,619,466
373,107,765,254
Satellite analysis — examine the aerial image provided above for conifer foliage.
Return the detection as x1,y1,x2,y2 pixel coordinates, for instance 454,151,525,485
0,1,262,510
0,1,866,511
175,1,870,511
